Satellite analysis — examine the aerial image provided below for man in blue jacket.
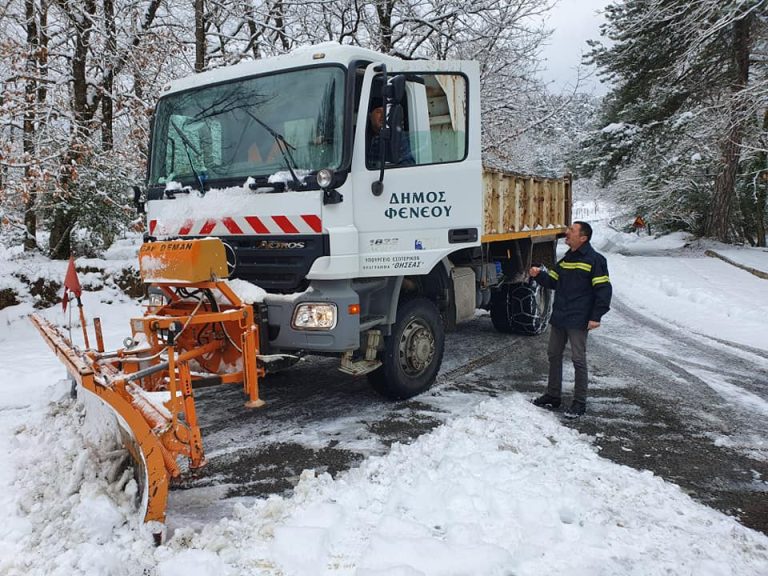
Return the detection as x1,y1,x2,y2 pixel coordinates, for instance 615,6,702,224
529,221,612,418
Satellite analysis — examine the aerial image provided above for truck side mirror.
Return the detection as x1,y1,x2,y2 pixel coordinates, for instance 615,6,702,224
387,104,404,165
387,74,406,105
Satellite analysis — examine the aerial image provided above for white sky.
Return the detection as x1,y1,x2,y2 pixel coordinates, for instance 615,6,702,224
539,0,612,95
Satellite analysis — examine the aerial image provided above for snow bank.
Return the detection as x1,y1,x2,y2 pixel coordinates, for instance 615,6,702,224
709,246,768,276
0,234,141,326
3,394,767,575
250,396,767,576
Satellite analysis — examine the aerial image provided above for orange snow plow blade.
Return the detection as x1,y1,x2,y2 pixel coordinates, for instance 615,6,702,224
30,239,266,542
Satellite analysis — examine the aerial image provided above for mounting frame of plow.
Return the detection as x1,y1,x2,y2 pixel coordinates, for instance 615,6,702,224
31,238,265,543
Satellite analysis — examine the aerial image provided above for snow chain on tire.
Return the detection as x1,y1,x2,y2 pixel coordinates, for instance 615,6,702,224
490,282,552,336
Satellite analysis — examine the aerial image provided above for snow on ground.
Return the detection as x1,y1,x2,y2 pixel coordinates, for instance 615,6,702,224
591,226,768,354
0,241,146,575
1,224,768,575
709,246,768,274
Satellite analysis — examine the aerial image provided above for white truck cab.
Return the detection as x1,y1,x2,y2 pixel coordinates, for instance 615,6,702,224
141,43,568,399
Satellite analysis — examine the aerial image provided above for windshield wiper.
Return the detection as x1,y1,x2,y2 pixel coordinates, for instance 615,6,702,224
169,119,206,193
243,110,303,190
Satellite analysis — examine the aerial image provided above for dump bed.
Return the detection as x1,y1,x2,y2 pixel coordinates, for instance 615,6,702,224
481,169,572,243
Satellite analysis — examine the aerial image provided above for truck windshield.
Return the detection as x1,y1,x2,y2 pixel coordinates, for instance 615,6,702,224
149,66,345,188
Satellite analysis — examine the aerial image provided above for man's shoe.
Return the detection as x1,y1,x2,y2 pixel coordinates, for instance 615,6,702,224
532,393,561,409
563,400,586,419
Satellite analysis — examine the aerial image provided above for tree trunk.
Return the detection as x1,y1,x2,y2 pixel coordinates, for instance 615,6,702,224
50,0,96,259
270,0,289,51
756,181,767,247
23,0,38,251
37,1,48,107
755,109,768,247
71,2,95,130
375,0,395,54
245,9,262,60
706,14,751,242
102,0,116,151
709,125,743,242
195,0,206,72
49,208,73,260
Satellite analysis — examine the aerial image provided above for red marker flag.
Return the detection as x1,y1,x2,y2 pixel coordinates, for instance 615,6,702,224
61,257,82,311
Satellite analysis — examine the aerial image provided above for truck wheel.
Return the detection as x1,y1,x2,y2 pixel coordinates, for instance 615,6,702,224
490,283,552,335
490,285,515,333
368,298,445,400
509,282,552,335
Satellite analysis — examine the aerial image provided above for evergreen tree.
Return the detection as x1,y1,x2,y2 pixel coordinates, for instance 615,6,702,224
579,0,767,243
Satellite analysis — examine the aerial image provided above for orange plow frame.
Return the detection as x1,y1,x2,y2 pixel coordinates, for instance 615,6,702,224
31,279,265,540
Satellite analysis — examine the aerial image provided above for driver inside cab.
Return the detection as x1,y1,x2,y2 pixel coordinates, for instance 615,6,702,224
366,99,415,167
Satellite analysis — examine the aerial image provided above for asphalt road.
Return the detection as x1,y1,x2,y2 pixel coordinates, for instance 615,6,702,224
172,296,768,535
571,298,768,535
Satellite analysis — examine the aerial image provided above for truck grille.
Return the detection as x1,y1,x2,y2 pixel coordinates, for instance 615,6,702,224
224,234,330,293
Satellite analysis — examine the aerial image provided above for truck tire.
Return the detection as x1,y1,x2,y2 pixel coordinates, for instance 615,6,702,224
368,297,445,400
490,285,515,333
510,282,552,335
490,282,552,335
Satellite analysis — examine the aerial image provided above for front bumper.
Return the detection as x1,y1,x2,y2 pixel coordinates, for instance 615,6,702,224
264,280,360,353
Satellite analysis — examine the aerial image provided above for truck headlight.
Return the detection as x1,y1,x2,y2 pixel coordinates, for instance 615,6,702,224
292,303,337,330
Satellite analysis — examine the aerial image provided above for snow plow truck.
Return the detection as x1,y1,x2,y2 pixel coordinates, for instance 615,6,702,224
32,43,571,540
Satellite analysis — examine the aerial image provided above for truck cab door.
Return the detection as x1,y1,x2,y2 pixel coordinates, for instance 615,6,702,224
352,60,482,277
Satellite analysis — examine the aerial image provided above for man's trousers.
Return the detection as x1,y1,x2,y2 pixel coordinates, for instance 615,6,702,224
546,325,589,403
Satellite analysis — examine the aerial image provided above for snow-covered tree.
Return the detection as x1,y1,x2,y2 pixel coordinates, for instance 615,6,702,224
1,0,171,257
1,0,569,256
579,0,768,244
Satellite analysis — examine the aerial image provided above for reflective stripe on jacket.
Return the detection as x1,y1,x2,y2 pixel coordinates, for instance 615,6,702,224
534,241,612,329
